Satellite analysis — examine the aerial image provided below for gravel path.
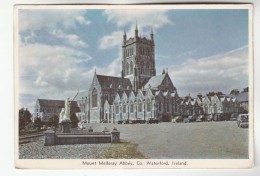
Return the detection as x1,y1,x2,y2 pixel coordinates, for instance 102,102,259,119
19,140,111,159
83,121,249,159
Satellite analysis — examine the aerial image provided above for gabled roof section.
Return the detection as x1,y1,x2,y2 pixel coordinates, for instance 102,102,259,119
144,74,166,89
96,74,132,90
145,88,155,98
38,99,64,107
37,99,79,110
229,92,248,102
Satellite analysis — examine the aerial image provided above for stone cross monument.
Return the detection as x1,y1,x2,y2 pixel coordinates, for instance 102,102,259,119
60,98,72,133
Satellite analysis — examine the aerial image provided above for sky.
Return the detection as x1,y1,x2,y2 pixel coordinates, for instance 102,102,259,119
18,8,249,112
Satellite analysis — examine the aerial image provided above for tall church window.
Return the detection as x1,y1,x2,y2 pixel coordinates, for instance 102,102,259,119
147,100,151,112
123,104,126,113
92,88,97,107
166,102,169,112
130,62,133,74
158,103,161,112
130,104,134,113
138,102,143,112
214,104,217,113
174,101,178,113
116,106,119,114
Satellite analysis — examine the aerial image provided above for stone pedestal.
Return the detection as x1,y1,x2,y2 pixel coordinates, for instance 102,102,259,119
61,120,71,133
111,127,120,143
44,130,55,146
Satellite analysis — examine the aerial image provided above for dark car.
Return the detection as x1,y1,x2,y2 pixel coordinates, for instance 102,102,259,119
206,114,213,121
230,113,239,121
213,114,224,121
183,115,196,123
147,118,159,124
237,114,249,128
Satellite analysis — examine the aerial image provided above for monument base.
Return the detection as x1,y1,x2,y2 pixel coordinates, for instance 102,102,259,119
61,120,71,133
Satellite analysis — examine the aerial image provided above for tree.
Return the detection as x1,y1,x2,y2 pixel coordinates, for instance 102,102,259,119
19,108,32,131
70,113,79,128
34,117,42,131
230,89,240,95
48,114,59,128
207,91,224,96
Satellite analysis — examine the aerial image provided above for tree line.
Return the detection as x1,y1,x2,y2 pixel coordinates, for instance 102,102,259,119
19,108,79,135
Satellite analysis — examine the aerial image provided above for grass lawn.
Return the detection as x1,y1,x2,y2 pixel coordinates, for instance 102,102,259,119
97,140,146,159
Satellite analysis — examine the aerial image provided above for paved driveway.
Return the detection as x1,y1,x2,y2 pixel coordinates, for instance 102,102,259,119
84,121,248,159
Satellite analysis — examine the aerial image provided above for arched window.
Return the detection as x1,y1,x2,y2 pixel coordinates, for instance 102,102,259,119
205,105,208,114
147,100,151,112
123,104,126,113
158,103,161,112
130,61,133,74
138,102,143,112
214,104,217,113
116,106,119,114
130,103,134,113
92,88,97,107
166,102,169,112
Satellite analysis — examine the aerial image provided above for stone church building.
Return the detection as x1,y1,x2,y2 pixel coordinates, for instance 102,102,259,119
83,25,180,123
33,24,243,124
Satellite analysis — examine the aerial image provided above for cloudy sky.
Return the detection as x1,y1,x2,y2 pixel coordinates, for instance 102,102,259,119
18,8,249,111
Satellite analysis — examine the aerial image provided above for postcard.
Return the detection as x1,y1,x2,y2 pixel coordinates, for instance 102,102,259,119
14,4,253,169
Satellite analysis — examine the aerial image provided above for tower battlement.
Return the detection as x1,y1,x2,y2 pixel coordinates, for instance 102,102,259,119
121,24,156,92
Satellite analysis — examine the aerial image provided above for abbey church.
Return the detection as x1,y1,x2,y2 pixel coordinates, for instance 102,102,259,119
33,24,245,123
83,24,180,123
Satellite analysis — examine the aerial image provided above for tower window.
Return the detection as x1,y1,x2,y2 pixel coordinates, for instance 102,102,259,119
126,62,129,75
92,88,97,107
130,62,133,74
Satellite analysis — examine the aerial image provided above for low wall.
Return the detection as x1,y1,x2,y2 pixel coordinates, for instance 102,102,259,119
44,128,120,146
55,133,111,145
19,134,44,144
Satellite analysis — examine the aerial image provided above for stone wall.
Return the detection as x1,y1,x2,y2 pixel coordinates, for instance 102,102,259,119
44,129,120,146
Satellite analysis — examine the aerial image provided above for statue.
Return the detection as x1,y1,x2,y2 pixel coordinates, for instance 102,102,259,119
59,108,65,123
60,98,72,133
63,98,71,122
59,98,71,123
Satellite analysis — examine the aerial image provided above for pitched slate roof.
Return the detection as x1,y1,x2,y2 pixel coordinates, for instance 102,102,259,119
144,74,166,89
38,99,64,107
38,99,80,112
96,74,132,90
229,92,248,102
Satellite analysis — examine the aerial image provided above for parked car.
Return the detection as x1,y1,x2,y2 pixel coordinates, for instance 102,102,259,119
147,118,159,124
213,114,224,121
230,113,239,121
206,114,213,121
172,116,183,123
196,115,206,122
237,114,249,128
183,115,196,123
